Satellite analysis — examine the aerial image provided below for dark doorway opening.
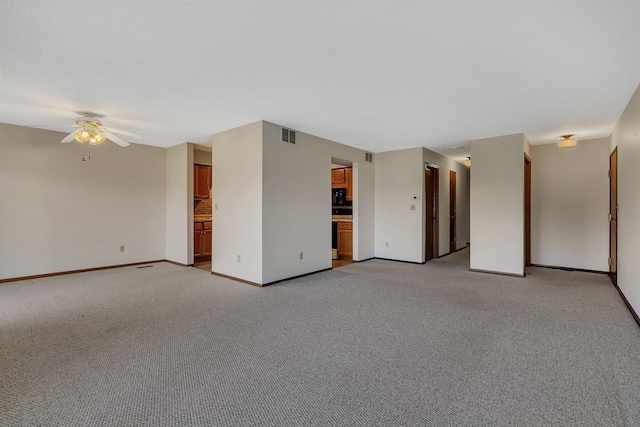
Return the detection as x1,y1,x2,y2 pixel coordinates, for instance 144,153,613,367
449,170,456,253
425,165,439,261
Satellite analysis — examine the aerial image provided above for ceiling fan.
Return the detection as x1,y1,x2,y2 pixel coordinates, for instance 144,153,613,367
38,112,141,147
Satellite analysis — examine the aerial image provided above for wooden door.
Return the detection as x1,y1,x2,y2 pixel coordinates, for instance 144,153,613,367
524,154,532,267
610,148,617,283
449,170,456,253
425,166,439,260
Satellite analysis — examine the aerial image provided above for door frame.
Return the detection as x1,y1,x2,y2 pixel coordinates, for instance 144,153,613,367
524,153,532,267
425,163,439,261
609,147,617,284
449,170,456,253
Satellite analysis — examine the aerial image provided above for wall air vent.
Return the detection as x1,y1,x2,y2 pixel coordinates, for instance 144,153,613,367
365,152,373,162
281,128,296,144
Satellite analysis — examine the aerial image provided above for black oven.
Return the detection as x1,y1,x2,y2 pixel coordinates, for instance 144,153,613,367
332,221,338,250
332,188,348,206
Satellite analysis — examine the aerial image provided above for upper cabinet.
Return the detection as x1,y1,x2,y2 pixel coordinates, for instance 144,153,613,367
331,167,353,199
331,168,346,185
345,167,353,201
194,164,212,199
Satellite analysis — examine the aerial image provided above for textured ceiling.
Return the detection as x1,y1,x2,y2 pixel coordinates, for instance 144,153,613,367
1,1,639,161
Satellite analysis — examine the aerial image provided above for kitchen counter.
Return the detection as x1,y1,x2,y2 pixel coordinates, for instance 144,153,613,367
194,216,212,222
332,216,352,221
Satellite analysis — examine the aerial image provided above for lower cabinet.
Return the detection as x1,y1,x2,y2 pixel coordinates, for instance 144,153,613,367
337,221,353,259
194,221,212,261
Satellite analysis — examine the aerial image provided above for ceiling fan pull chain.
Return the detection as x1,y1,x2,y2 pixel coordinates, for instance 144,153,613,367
82,144,91,161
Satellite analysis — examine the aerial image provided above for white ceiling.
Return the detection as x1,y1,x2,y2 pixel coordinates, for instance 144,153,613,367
1,1,639,161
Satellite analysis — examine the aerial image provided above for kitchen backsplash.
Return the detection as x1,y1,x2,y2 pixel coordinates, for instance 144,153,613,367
194,190,213,215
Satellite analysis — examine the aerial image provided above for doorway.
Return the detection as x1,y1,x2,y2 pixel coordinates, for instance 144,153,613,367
331,160,354,269
425,164,439,261
449,170,456,253
610,148,617,284
524,154,532,267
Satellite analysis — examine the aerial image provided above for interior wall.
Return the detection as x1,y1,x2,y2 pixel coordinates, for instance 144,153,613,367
374,148,424,262
165,143,194,265
194,149,212,166
470,133,525,276
210,121,263,284
531,139,609,271
610,83,640,317
0,123,166,280
373,147,469,263
261,121,375,284
353,160,375,262
262,122,332,281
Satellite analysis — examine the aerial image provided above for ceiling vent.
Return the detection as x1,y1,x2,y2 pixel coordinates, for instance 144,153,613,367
365,152,373,162
444,146,465,151
281,128,296,144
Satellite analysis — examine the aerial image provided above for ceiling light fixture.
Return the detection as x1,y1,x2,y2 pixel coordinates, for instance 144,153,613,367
72,119,107,146
463,157,471,167
558,134,577,149
73,129,106,145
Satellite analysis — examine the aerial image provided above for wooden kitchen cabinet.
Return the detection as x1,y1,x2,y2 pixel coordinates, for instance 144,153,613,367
345,167,353,200
332,168,346,185
338,221,353,259
202,222,212,257
194,164,211,200
194,221,212,261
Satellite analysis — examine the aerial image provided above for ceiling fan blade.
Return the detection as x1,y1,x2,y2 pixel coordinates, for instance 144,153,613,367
103,131,130,147
104,127,141,138
29,124,80,128
61,129,81,143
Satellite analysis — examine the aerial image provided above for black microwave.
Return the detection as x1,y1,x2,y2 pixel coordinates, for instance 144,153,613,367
332,188,351,206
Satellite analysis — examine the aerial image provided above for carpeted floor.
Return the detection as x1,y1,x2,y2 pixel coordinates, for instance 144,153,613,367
1,249,639,426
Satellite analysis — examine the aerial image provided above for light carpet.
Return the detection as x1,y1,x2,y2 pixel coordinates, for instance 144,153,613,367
1,249,639,426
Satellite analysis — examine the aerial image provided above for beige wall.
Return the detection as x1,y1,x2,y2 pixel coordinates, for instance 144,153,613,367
211,121,375,284
210,121,263,283
470,133,525,276
194,149,212,166
373,147,469,263
165,143,194,265
261,121,375,283
0,123,166,280
610,83,640,316
374,148,425,262
531,139,609,271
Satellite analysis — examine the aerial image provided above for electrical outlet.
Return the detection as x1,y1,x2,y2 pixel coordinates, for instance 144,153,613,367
215,203,218,210
300,252,303,260
410,204,416,211
385,242,389,247
120,245,125,252
237,255,241,262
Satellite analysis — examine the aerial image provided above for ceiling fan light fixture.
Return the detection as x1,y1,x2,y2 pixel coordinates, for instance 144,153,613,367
558,134,577,149
89,131,106,145
74,129,91,143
